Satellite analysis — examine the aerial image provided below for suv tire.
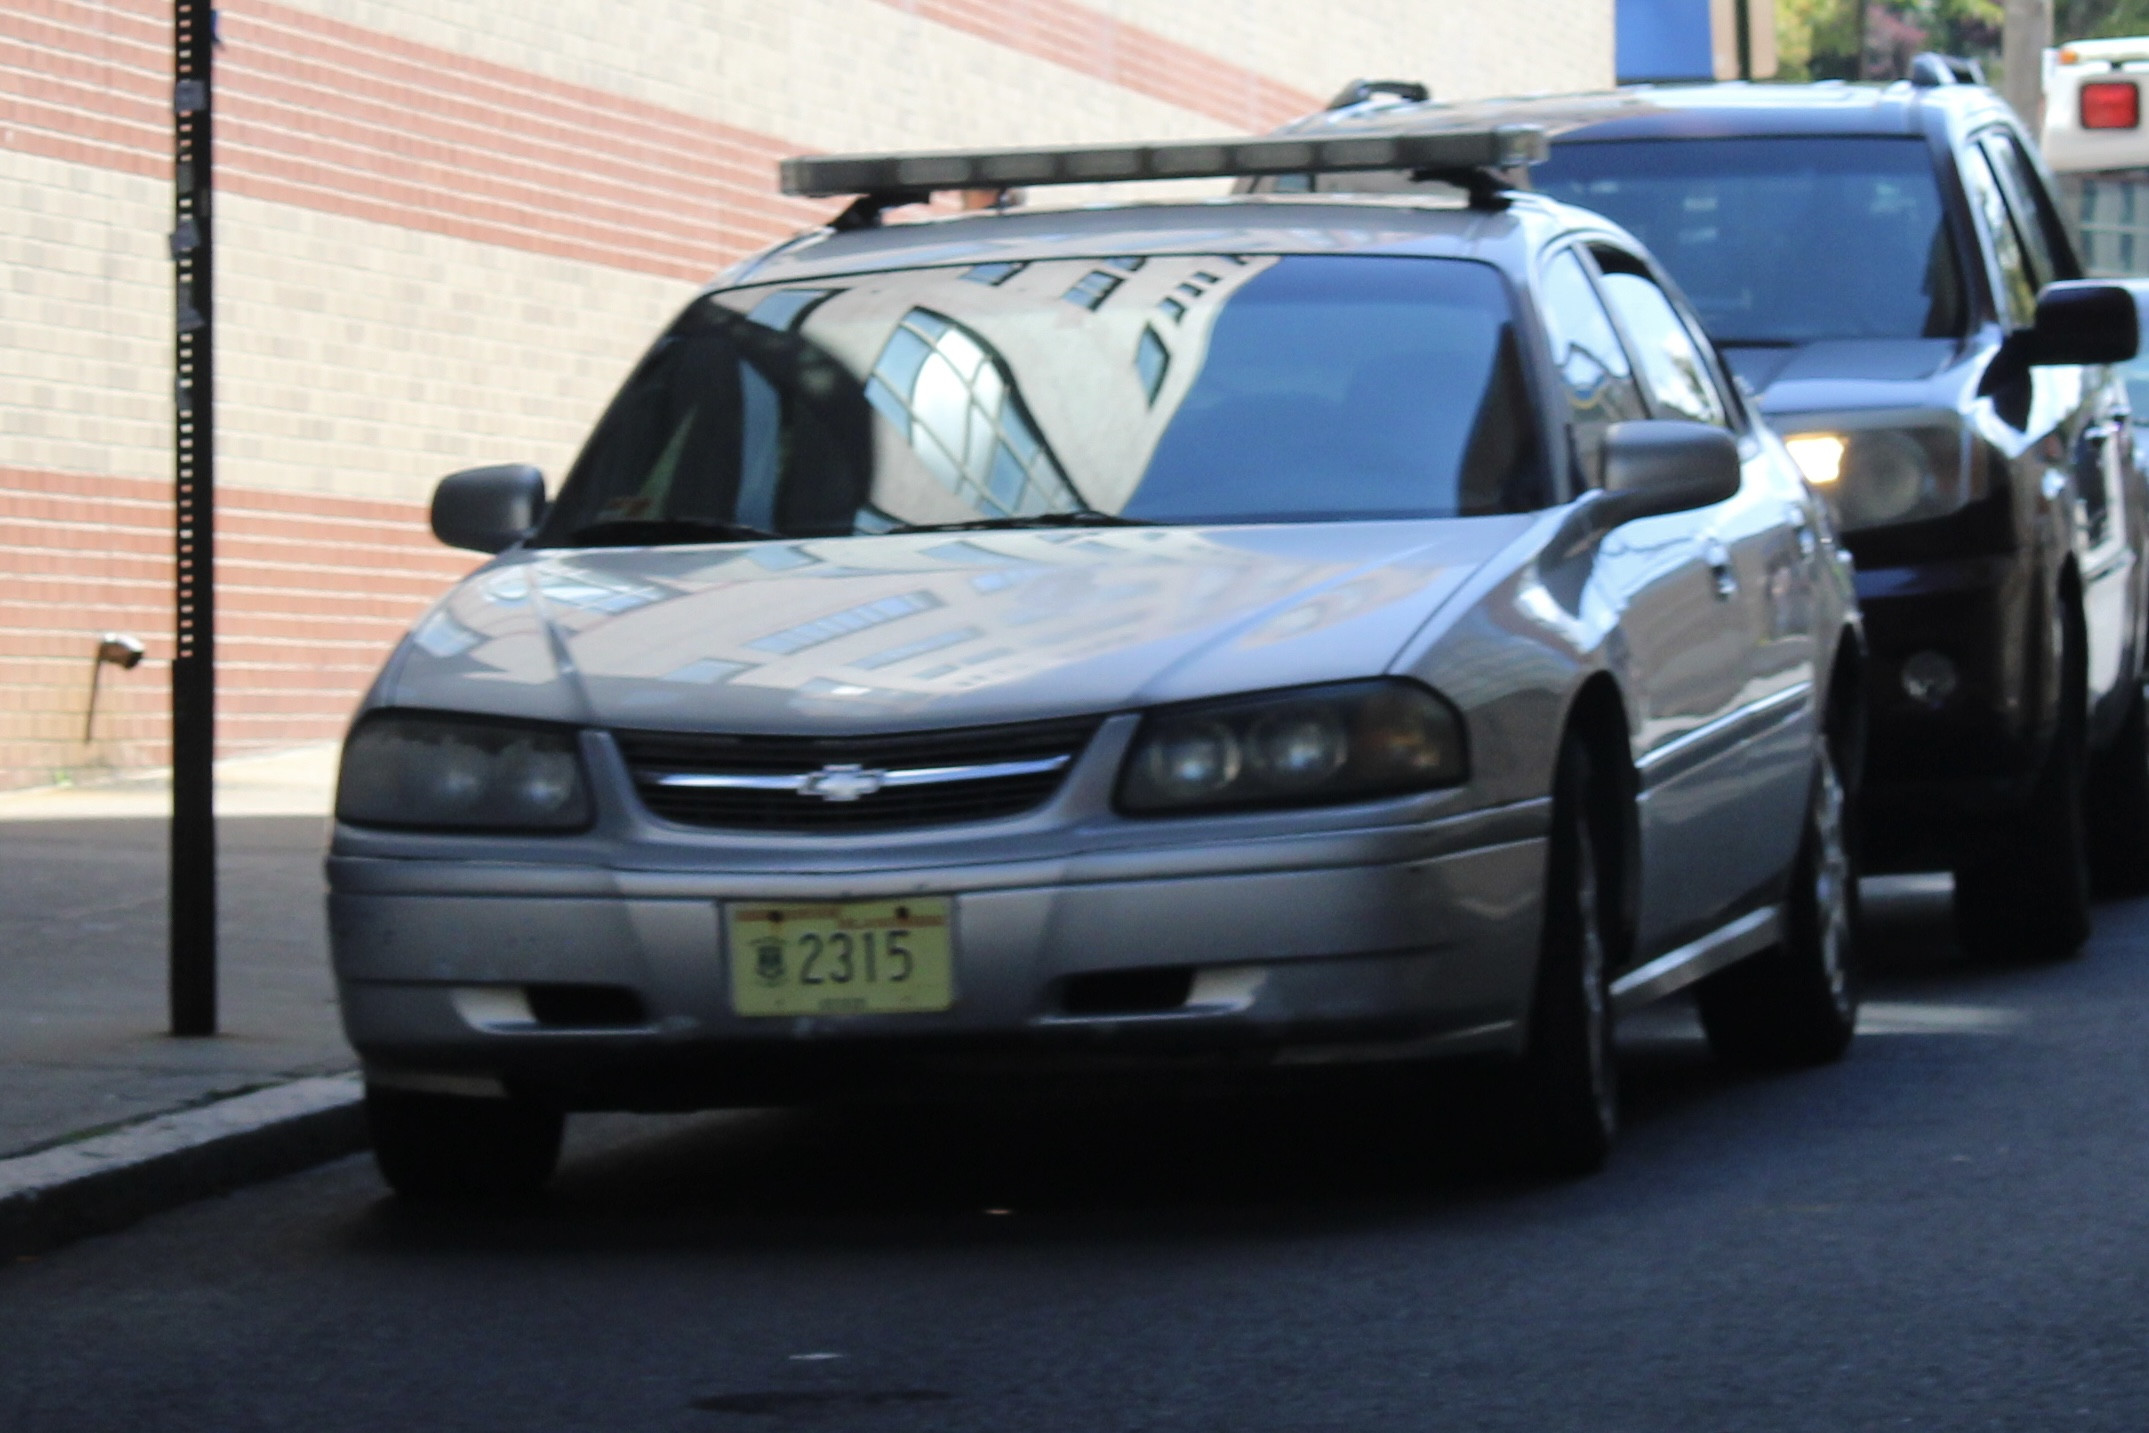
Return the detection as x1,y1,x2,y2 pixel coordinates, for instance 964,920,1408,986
1696,740,1860,1067
366,1084,564,1203
1955,615,2091,961
2088,678,2149,895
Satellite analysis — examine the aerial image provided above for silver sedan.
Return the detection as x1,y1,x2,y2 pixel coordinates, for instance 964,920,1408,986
328,147,1862,1199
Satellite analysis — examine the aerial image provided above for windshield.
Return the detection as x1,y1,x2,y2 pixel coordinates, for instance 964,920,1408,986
1532,137,1966,345
534,254,1547,546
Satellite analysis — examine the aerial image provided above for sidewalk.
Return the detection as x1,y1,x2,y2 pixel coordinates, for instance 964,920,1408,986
0,745,354,1161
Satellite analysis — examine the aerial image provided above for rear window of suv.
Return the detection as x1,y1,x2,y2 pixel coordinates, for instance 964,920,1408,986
1533,136,1966,345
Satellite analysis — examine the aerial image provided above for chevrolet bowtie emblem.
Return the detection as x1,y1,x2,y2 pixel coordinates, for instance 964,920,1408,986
797,763,886,802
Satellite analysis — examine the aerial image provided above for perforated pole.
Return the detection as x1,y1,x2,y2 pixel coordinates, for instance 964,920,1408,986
170,0,216,1036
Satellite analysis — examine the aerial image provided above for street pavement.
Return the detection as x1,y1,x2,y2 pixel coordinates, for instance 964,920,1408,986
7,880,2149,1431
0,746,348,1156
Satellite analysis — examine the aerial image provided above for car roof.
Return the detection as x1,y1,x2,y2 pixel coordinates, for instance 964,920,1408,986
1278,80,2018,146
719,191,1639,294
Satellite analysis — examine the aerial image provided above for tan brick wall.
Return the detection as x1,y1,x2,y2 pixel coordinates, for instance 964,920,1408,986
216,192,694,504
0,149,171,487
265,0,1312,148
0,0,1615,789
1094,0,1616,105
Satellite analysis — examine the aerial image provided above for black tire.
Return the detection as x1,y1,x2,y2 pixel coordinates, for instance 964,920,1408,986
1696,740,1860,1069
2087,678,2149,896
365,1083,564,1203
1511,734,1619,1177
1954,606,2091,963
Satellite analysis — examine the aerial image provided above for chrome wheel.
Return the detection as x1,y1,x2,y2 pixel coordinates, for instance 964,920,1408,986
1811,747,1853,1017
1696,734,1861,1069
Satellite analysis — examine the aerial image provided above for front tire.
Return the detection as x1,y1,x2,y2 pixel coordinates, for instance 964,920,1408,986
365,1084,564,1203
2087,678,2149,896
1511,735,1619,1177
1696,741,1860,1068
1954,665,2091,963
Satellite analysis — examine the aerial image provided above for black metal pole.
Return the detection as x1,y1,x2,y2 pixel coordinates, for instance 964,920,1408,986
171,0,216,1036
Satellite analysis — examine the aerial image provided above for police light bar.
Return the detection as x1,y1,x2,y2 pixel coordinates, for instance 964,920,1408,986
779,126,1548,199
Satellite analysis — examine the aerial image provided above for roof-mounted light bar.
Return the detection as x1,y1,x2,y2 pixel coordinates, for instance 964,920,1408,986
779,125,1548,201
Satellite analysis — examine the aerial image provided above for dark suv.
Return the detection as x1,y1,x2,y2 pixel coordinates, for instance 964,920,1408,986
1271,73,2147,958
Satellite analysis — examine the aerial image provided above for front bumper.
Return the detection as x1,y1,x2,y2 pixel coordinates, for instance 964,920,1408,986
329,802,1548,1109
1852,555,2046,866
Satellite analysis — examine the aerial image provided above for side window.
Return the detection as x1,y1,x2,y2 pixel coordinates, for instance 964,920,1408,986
1537,247,1648,485
1960,143,2039,327
1979,133,2074,287
1595,265,1731,428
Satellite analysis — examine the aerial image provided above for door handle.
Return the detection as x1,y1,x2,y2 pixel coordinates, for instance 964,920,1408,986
1785,505,1818,560
1704,538,1737,600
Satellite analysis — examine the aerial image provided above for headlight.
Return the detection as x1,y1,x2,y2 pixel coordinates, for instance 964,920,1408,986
336,713,592,831
1780,422,1975,531
1783,434,1845,485
1117,680,1466,815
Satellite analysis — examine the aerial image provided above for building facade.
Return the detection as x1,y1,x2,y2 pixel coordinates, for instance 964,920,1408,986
0,0,1614,790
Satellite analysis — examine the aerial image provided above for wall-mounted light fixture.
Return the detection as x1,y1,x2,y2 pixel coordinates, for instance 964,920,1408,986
84,632,146,742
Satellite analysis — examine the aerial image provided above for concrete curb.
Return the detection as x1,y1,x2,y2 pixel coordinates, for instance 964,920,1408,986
0,1074,367,1258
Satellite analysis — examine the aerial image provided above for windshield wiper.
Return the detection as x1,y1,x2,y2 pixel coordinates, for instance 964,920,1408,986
556,517,779,548
887,509,1155,534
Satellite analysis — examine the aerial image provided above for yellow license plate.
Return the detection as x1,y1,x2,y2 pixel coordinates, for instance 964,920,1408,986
727,898,954,1016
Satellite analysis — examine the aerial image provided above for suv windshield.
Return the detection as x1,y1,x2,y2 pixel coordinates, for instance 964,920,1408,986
534,254,1546,546
1532,136,1966,345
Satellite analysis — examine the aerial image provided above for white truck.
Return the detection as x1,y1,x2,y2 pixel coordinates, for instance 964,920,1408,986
2046,37,2149,275
2044,39,2149,423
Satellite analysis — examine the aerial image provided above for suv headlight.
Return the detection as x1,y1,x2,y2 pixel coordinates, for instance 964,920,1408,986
1780,418,1976,531
336,712,592,831
1117,680,1466,815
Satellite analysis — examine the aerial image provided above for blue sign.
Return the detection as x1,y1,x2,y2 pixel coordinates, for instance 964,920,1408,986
1619,0,1721,83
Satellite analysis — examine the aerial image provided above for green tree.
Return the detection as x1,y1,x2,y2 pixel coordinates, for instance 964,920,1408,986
1776,0,2003,82
1777,0,1865,78
2058,0,2149,40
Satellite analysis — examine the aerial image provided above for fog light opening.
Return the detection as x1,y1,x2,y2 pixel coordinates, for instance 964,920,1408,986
523,983,648,1028
1900,650,1959,709
1060,967,1196,1016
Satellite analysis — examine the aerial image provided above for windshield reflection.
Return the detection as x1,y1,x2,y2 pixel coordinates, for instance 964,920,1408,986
534,253,1545,547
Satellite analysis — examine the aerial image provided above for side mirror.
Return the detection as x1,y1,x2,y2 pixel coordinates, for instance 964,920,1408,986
1598,420,1741,524
2015,281,2139,367
431,464,546,554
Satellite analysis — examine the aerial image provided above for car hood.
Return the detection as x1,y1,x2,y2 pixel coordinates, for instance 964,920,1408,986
1724,338,1965,415
381,521,1531,734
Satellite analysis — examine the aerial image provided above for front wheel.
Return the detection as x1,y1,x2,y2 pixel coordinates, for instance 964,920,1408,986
1509,735,1619,1177
1696,741,1860,1069
2087,678,2149,896
1955,717,2091,964
365,1084,564,1203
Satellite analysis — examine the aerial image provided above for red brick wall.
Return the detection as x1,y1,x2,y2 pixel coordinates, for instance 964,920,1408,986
0,466,474,783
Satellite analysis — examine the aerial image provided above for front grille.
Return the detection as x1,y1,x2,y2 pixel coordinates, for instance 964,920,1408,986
614,715,1103,831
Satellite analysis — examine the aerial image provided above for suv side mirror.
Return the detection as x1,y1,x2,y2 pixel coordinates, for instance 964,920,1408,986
1598,420,1741,524
431,464,546,554
2017,281,2140,367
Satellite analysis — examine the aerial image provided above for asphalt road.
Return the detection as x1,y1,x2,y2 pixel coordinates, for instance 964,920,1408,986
7,881,2149,1432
